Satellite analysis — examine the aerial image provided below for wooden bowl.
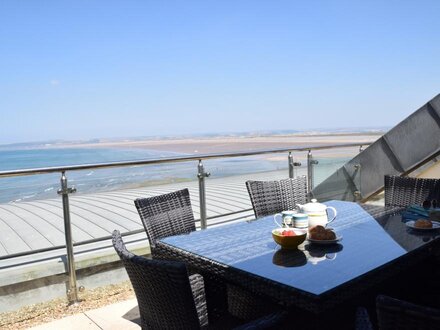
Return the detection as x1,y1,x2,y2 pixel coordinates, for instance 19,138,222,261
272,228,307,249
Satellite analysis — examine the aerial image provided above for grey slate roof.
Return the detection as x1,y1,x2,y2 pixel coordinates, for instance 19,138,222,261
0,170,291,257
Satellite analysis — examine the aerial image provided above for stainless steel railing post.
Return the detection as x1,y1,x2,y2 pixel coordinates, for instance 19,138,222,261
307,150,319,194
288,152,302,178
355,146,363,200
353,164,362,201
307,151,313,194
197,160,210,229
288,152,294,178
57,171,79,304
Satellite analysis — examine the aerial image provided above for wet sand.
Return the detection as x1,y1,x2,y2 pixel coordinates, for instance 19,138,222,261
62,133,382,156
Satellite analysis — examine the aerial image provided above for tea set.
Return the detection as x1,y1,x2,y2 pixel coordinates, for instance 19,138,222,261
274,199,337,229
272,199,341,261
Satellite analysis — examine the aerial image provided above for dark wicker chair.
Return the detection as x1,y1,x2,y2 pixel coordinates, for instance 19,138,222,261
384,175,440,207
134,189,196,252
112,230,287,330
134,189,282,322
356,295,440,330
134,189,227,315
384,176,440,309
246,176,308,218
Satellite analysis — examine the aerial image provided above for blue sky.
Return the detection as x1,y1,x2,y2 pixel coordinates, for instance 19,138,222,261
1,1,439,144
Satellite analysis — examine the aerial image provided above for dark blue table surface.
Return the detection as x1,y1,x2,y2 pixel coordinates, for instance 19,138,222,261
160,201,440,296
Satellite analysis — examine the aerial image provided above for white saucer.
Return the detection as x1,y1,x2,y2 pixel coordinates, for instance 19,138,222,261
405,221,440,230
307,235,343,245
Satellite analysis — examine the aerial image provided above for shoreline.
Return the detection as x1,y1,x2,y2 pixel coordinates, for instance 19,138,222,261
0,132,384,154
37,133,382,155
0,134,375,204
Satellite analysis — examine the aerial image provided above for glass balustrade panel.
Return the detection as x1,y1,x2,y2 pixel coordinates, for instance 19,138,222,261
310,147,361,202
203,153,305,226
0,173,62,258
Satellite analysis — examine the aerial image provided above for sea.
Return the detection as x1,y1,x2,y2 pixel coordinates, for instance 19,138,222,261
0,148,280,204
0,147,349,204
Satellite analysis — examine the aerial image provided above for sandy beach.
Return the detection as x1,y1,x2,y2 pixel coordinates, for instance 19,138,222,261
60,133,382,157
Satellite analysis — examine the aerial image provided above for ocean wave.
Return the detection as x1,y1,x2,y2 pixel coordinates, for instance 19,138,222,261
23,194,36,199
86,171,94,176
44,187,54,192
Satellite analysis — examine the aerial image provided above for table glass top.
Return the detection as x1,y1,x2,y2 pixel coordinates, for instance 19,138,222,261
160,201,440,296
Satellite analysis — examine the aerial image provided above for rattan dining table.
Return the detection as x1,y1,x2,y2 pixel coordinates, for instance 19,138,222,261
155,201,440,320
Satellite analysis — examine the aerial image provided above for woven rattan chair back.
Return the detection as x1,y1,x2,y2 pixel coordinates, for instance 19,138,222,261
376,295,440,330
246,176,308,218
112,230,202,330
384,175,440,207
134,189,196,249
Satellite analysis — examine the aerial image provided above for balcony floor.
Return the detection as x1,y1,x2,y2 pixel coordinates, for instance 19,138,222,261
29,298,140,330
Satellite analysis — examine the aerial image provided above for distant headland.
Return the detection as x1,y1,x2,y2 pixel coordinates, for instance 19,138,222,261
0,127,388,153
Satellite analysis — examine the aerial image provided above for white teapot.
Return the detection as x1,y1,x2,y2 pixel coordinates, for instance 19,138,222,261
296,199,337,228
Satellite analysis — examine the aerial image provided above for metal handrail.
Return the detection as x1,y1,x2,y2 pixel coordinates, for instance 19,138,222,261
0,142,370,177
0,141,372,303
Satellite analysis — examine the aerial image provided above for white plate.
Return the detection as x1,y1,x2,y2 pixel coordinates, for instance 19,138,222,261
307,235,343,245
406,221,440,230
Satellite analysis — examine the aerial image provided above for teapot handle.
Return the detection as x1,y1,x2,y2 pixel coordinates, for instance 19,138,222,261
326,207,337,224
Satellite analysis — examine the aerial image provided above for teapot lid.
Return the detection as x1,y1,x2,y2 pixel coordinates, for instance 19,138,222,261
299,199,327,212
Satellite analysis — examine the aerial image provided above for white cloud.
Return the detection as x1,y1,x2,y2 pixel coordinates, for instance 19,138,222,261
50,79,60,86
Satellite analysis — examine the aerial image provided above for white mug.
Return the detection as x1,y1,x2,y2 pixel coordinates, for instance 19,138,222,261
292,213,309,228
274,210,296,228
